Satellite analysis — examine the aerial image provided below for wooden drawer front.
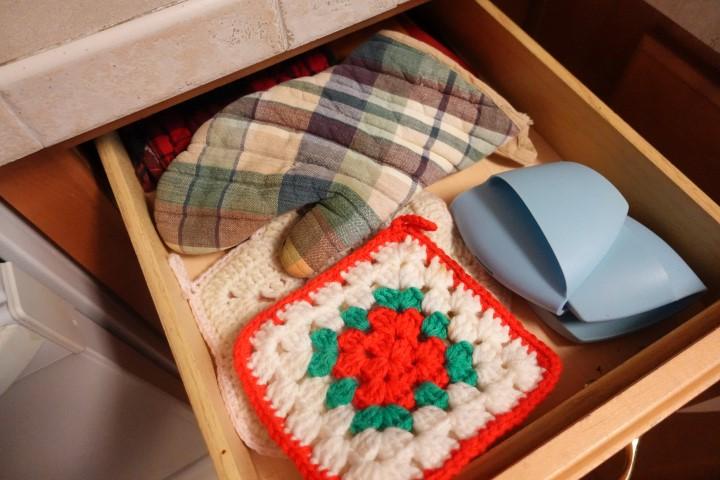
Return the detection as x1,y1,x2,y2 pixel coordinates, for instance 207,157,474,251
96,1,720,478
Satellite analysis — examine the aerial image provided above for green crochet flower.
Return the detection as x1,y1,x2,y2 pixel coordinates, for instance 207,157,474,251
306,287,477,435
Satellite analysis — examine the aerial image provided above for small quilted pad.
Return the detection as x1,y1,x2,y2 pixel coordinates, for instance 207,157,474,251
234,215,561,480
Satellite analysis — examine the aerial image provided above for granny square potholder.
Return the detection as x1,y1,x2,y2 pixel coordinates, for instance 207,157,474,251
234,215,561,480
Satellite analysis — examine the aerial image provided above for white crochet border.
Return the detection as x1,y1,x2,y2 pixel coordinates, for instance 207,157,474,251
168,192,513,458
246,236,544,479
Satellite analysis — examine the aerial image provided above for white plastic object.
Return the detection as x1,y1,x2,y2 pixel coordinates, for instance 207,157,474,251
0,201,175,372
0,262,212,479
0,263,85,352
0,262,83,396
0,324,43,396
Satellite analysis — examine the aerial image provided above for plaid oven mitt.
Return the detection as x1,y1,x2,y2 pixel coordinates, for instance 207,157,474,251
155,30,535,277
234,215,561,479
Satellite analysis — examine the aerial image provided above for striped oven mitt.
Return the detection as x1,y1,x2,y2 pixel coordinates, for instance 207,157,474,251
155,30,535,278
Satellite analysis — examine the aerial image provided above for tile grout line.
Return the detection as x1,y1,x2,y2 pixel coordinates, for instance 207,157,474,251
0,92,44,149
270,0,291,51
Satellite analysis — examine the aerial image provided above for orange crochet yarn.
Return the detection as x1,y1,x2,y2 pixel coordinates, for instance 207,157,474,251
334,305,449,411
234,215,562,480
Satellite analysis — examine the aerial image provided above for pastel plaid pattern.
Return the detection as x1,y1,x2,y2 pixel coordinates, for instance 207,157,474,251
155,30,532,277
121,50,332,191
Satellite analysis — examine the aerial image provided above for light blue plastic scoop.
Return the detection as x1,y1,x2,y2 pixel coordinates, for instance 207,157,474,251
451,162,706,342
451,162,629,315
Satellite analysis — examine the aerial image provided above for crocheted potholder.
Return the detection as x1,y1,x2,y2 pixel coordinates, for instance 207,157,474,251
234,215,561,480
169,192,509,457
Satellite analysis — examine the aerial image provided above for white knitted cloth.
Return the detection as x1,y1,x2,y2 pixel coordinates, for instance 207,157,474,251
169,191,509,456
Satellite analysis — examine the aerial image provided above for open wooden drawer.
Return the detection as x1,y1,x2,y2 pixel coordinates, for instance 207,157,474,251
95,0,720,478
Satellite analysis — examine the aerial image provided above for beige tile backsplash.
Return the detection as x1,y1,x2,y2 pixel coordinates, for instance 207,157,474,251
0,0,186,65
0,0,408,165
1,0,284,147
0,96,43,161
280,0,396,47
